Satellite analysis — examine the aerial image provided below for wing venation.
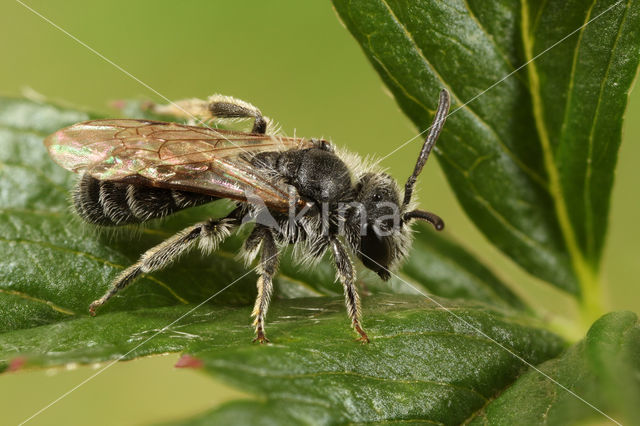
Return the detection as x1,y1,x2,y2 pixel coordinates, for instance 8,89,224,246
45,119,318,211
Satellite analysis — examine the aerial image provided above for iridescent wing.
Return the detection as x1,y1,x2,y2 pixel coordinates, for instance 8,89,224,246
44,119,318,212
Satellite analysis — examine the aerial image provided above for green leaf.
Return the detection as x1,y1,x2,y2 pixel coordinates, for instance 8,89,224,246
399,223,526,311
0,96,524,335
468,311,640,425
331,0,640,302
0,295,564,424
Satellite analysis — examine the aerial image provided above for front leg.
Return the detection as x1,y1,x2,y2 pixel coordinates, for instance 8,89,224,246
329,237,370,343
245,226,280,343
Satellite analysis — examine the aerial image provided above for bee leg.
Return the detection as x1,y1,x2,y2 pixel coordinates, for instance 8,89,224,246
206,95,269,135
89,218,236,315
152,95,270,134
246,226,280,343
329,237,370,343
150,98,213,125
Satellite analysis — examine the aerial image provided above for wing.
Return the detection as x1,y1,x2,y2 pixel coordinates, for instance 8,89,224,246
44,119,318,212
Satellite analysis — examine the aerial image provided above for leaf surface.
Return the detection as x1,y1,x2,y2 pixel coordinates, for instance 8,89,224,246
332,0,640,297
468,311,640,425
0,295,563,425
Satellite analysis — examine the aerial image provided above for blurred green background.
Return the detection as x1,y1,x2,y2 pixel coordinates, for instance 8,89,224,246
1,1,638,424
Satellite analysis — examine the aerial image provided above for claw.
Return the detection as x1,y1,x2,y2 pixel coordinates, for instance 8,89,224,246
88,300,100,317
253,330,270,344
354,323,370,344
356,335,371,344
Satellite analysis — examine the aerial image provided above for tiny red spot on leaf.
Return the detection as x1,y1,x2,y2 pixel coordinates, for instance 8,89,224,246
175,354,203,369
7,356,27,372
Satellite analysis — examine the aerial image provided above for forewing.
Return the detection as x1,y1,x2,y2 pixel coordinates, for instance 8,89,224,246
45,119,316,211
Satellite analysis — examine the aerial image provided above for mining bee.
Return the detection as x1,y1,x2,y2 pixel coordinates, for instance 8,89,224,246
44,90,450,343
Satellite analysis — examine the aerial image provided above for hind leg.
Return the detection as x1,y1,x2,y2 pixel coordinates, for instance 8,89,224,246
152,94,270,134
89,217,236,315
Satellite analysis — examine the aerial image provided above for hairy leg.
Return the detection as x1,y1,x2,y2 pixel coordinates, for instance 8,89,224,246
152,94,270,134
245,226,280,343
329,237,369,343
89,217,236,315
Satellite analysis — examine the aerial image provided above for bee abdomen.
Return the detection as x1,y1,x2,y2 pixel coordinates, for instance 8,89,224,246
73,174,217,226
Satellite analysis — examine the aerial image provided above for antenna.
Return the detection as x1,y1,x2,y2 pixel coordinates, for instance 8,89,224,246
402,89,451,209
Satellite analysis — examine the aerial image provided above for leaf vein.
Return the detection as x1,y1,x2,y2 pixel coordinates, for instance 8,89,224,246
559,0,597,260
0,288,75,316
521,0,598,296
437,150,552,255
461,0,525,81
584,0,631,260
377,0,547,186
0,236,189,305
532,0,550,32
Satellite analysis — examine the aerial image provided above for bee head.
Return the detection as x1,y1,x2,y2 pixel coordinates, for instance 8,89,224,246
353,89,450,280
354,172,404,280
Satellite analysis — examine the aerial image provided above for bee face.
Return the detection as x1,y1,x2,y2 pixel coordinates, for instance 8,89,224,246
354,172,408,280
354,173,401,230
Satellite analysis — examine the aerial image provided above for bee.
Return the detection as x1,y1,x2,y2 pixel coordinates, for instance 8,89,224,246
44,90,450,343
